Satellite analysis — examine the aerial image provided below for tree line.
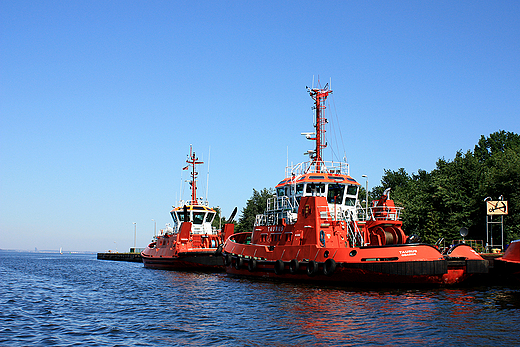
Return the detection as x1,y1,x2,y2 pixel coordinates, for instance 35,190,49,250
229,131,519,247
372,130,519,246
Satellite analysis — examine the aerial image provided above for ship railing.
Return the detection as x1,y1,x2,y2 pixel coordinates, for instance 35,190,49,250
334,208,364,247
356,206,368,222
369,206,403,221
451,239,486,253
177,199,210,207
266,196,299,213
255,196,299,226
327,204,360,222
285,160,350,178
348,222,364,247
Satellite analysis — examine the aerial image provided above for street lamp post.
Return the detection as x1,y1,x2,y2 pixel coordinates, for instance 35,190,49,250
218,206,221,231
362,175,369,220
484,196,491,252
133,222,136,249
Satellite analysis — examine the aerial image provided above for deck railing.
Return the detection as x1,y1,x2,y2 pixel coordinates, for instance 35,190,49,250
285,160,350,178
177,199,210,207
368,206,403,221
255,196,299,226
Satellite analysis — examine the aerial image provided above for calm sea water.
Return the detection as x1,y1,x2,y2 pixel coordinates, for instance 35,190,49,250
1,251,519,347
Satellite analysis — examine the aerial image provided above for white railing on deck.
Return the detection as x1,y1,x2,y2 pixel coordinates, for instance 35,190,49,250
255,196,299,226
369,206,403,221
285,160,349,178
348,221,365,247
177,199,210,207
356,205,403,222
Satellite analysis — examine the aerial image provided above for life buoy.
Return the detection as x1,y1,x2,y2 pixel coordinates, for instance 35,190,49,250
234,257,243,270
306,260,318,276
289,259,300,274
274,259,285,275
323,258,336,276
248,259,257,272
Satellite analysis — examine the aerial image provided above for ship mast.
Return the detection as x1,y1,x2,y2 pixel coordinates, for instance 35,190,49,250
183,145,204,205
307,84,332,173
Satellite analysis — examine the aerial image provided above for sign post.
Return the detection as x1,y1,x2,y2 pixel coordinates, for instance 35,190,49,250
486,200,508,252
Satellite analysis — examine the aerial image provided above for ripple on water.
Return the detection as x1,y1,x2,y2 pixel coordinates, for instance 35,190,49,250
1,251,520,346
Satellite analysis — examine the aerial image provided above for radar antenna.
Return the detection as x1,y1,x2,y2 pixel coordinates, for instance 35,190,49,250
305,84,332,172
182,145,204,205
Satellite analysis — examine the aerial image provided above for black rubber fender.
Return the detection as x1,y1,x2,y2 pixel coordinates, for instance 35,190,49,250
234,257,243,270
306,260,319,276
323,258,336,276
274,259,285,275
248,258,257,272
289,259,300,274
224,253,232,266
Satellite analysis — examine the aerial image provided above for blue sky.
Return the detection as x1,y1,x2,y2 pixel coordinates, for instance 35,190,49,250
1,1,519,252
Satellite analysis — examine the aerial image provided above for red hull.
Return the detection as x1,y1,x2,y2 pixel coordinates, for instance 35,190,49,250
141,220,235,272
224,261,465,285
142,251,224,271
223,236,487,286
494,240,520,280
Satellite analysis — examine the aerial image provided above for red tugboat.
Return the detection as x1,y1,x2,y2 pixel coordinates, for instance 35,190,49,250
494,240,520,282
222,85,488,285
141,146,235,271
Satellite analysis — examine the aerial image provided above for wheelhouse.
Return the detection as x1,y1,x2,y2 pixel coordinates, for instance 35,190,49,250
277,174,359,205
255,169,361,227
170,204,218,234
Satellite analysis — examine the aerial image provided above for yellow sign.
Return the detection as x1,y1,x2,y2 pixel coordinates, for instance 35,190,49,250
487,201,508,215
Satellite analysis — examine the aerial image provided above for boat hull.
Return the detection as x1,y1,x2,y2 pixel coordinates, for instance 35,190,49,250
493,240,520,281
225,262,458,285
224,257,486,285
222,236,488,286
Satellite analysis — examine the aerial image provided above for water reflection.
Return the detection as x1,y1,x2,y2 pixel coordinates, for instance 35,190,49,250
2,252,520,347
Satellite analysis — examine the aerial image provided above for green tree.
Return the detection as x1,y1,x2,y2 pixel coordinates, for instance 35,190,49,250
211,207,237,229
400,169,435,241
372,131,520,247
235,188,275,233
371,167,411,201
478,134,520,243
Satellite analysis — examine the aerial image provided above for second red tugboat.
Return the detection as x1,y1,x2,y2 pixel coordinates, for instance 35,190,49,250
493,240,520,282
142,146,235,271
222,84,488,285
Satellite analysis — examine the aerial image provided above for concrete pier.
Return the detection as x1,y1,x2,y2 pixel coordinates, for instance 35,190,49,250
97,252,142,262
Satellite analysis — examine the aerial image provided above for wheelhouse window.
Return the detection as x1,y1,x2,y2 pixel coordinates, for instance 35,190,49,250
345,197,356,206
327,184,345,204
277,187,285,197
193,212,205,224
206,212,215,223
296,183,304,195
306,183,325,196
344,184,358,206
177,211,186,222
347,185,358,196
171,211,178,223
